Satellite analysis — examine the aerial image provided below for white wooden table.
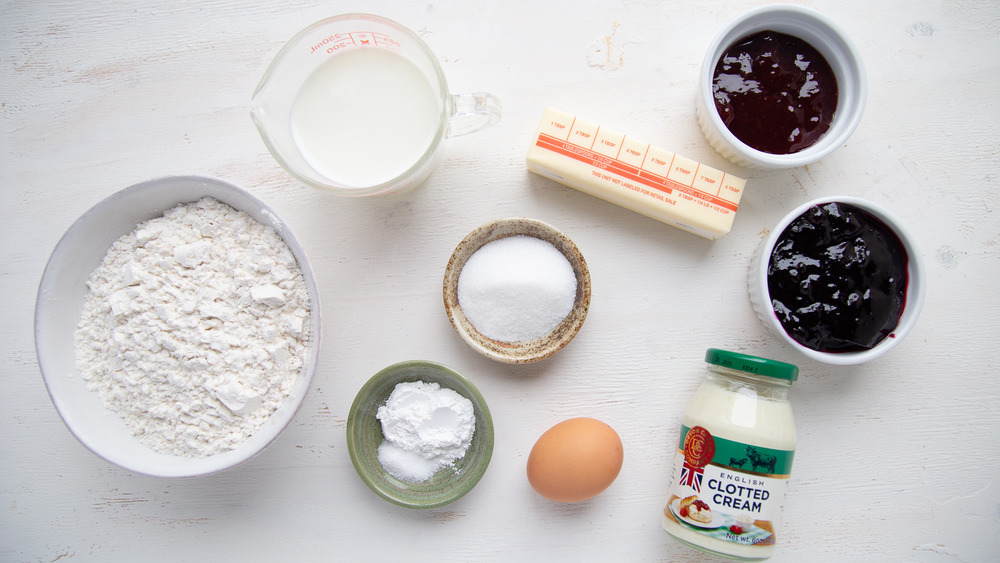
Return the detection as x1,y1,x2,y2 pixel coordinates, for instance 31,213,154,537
4,1,998,561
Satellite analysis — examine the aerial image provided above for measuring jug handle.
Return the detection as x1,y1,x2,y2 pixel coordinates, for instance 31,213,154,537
447,93,502,138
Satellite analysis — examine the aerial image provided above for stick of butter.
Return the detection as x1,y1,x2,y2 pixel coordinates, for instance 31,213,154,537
526,108,746,240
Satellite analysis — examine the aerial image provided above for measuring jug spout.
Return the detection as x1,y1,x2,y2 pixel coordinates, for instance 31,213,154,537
249,83,278,161
447,93,502,138
249,96,265,131
249,73,278,131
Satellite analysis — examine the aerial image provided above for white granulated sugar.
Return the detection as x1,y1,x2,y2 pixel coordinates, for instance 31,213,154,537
74,197,311,457
457,235,577,342
376,381,475,484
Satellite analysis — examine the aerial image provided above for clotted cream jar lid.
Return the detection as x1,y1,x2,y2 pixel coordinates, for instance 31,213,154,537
704,348,799,382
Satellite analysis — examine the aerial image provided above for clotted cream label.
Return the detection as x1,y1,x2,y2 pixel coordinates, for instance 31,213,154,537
664,425,795,548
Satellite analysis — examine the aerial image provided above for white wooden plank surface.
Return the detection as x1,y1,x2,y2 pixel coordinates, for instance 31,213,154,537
3,1,999,561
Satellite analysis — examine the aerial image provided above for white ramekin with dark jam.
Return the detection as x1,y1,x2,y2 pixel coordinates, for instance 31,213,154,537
749,197,926,365
697,5,867,169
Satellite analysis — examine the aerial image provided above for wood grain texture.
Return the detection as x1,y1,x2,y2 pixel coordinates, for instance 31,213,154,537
3,0,999,561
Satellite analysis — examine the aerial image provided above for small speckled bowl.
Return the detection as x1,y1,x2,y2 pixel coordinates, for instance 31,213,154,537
346,360,494,509
443,218,591,364
748,196,926,365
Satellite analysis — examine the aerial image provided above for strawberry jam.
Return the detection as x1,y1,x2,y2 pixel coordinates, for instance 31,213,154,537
712,31,838,155
767,202,908,352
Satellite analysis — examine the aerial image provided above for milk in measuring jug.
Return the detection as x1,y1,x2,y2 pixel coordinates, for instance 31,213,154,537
290,48,442,188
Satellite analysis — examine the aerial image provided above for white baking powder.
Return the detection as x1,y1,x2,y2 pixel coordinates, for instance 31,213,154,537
457,235,577,342
74,197,311,457
375,381,475,483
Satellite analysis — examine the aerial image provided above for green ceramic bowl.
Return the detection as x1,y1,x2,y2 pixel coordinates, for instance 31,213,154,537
346,360,494,509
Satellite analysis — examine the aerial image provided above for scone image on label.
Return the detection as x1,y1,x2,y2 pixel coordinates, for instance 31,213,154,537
678,495,713,524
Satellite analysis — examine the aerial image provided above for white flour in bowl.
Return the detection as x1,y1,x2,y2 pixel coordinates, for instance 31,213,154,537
74,197,311,457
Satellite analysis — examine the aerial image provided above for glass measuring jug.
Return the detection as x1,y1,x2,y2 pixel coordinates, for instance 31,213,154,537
251,14,502,196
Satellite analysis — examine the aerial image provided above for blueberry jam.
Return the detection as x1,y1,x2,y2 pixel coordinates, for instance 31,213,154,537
712,31,838,155
767,202,908,353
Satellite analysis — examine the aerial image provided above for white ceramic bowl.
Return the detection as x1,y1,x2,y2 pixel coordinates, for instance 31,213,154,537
34,176,322,477
748,196,925,365
697,4,867,168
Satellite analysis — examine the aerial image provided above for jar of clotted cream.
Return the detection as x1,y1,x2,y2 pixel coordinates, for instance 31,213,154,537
662,349,799,560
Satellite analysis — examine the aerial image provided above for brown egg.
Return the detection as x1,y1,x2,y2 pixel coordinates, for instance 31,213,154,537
526,417,624,502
